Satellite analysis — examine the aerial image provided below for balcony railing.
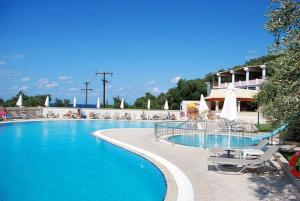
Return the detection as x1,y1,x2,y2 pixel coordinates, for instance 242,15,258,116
214,79,263,89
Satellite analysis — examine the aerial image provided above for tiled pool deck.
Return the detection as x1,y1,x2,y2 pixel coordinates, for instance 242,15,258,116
94,128,300,201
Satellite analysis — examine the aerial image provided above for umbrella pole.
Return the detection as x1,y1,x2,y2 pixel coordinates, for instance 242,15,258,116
228,122,231,149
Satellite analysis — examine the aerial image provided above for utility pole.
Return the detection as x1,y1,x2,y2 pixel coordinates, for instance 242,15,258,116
81,82,92,108
95,71,113,108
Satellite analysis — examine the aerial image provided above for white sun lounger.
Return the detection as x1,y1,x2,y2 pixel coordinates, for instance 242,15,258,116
208,146,279,174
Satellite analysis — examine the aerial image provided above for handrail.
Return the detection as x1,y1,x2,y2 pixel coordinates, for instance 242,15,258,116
252,123,287,140
154,120,260,145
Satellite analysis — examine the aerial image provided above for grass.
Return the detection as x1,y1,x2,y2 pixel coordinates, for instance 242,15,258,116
256,123,273,132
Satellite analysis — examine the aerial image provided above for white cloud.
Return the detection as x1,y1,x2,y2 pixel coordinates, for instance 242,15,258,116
37,78,50,88
45,82,59,89
248,49,258,54
118,87,124,91
245,50,259,60
146,80,156,85
245,55,258,60
0,68,19,80
38,78,49,83
0,54,24,65
58,75,72,80
147,87,161,94
14,54,24,59
152,87,161,93
21,77,31,82
90,91,99,97
69,87,78,92
19,86,28,90
170,76,182,84
0,60,7,65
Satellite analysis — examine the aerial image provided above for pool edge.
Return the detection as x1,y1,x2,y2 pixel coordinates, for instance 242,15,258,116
92,128,194,201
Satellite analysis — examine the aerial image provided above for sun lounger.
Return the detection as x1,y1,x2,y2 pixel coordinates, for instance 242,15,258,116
170,113,177,120
124,113,131,120
19,110,28,119
158,114,166,120
63,111,72,118
208,146,279,174
46,111,59,118
152,114,159,120
104,113,111,119
252,124,287,141
113,112,120,120
97,113,105,119
209,139,269,158
245,139,269,150
89,112,97,119
140,113,147,120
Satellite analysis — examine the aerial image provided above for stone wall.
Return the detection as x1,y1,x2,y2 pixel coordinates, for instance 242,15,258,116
6,107,43,119
42,107,181,120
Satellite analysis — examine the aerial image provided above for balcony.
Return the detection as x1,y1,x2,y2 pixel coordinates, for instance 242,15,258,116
213,78,264,89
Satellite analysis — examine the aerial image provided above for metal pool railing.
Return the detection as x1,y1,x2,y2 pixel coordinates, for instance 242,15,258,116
154,120,259,143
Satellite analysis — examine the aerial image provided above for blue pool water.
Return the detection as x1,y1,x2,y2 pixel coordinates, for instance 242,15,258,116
169,134,260,148
0,120,166,201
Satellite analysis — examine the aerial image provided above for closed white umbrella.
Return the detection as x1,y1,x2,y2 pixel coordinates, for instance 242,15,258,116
199,94,209,113
44,96,49,107
120,99,124,109
16,95,23,107
220,83,237,149
164,100,169,110
73,97,77,108
96,97,101,109
147,99,151,110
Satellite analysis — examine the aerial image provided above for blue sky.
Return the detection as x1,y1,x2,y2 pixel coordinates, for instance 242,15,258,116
0,0,273,104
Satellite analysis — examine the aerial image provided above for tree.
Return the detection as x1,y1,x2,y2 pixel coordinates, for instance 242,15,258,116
257,0,300,141
0,98,4,106
54,98,70,107
112,96,129,109
133,92,156,109
133,79,207,110
1,91,51,107
24,94,51,107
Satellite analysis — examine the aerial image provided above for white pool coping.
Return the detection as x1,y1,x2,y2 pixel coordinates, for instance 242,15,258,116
93,129,195,201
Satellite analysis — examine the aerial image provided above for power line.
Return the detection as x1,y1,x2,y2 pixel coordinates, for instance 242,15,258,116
81,82,92,108
95,71,113,108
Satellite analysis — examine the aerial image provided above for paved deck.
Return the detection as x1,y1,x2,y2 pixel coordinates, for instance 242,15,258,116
93,128,299,201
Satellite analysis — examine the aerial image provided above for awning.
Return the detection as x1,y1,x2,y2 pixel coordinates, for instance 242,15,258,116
205,88,258,101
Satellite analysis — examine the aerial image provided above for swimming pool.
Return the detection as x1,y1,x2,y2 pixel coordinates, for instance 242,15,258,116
0,120,166,201
168,134,260,148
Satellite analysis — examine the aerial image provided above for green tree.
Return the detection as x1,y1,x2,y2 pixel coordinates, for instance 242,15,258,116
133,79,207,110
54,98,70,107
177,79,207,100
257,0,300,141
112,96,129,109
155,93,167,110
133,92,156,109
24,94,51,107
113,96,121,108
1,91,51,107
0,98,4,106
